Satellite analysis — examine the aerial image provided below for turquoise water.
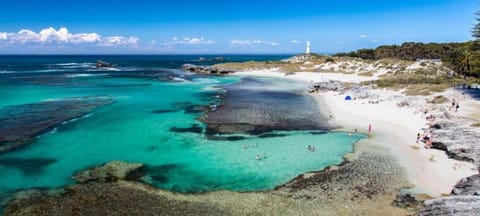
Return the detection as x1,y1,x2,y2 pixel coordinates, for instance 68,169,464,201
0,56,365,194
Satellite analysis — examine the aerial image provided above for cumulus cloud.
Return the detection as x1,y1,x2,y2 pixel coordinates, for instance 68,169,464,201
98,36,139,47
165,37,215,45
360,35,368,38
0,27,137,47
290,40,301,44
230,39,280,47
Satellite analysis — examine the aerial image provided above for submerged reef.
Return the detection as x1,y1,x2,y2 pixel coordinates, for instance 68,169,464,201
202,77,336,135
0,96,114,154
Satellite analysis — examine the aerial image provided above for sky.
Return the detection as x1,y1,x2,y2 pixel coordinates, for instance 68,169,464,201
0,0,477,54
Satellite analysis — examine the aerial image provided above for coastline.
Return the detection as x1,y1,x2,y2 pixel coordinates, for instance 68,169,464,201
233,70,478,196
3,67,479,215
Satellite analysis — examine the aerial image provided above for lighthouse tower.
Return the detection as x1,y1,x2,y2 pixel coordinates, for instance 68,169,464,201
305,41,311,55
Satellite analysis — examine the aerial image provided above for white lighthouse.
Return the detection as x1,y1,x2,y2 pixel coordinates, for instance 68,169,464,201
305,41,311,55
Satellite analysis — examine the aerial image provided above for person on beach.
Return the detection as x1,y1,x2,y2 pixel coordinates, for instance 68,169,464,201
416,133,421,144
354,128,358,133
455,103,460,112
368,124,372,135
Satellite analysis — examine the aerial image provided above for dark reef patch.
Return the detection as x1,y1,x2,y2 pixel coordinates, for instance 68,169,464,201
309,131,329,135
0,157,57,176
201,77,334,134
206,135,247,141
257,133,289,139
150,109,177,114
0,96,114,154
169,124,203,134
141,164,181,185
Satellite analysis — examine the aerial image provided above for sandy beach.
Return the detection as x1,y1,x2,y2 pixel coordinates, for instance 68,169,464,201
235,70,478,196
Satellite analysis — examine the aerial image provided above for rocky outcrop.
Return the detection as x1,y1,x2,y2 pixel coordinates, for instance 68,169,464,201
96,60,112,68
276,151,410,201
182,64,234,75
451,174,480,196
418,196,480,216
418,174,480,215
0,97,114,154
430,120,480,168
393,193,423,210
3,161,231,215
3,149,414,216
72,161,144,184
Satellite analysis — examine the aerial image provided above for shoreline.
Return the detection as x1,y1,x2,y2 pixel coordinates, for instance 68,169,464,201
233,70,478,196
3,68,479,215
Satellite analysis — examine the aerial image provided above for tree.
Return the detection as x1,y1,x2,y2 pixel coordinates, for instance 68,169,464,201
455,50,473,80
473,10,480,39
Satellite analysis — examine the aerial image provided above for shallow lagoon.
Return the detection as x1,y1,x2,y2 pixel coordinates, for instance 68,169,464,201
0,57,365,194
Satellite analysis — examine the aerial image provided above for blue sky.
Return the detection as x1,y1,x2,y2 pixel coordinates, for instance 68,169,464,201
0,0,477,54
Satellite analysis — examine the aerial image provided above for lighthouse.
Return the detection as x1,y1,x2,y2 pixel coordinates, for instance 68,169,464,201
305,41,311,54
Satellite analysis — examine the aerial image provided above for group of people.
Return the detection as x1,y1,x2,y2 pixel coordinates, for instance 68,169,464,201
256,152,267,161
417,131,433,148
307,145,316,152
415,97,463,149
450,98,460,112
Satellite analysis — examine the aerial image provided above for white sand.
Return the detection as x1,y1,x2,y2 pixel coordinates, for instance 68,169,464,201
233,70,478,196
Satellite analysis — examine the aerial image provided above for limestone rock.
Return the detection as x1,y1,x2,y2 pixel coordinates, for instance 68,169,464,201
452,174,480,196
418,196,480,216
182,64,233,74
72,161,144,184
430,120,480,168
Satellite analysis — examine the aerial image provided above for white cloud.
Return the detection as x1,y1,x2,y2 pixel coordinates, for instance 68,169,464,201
269,41,280,46
372,39,379,43
230,39,280,47
290,40,301,44
98,36,139,47
360,35,368,38
230,40,254,47
0,27,137,47
166,37,215,45
0,32,7,40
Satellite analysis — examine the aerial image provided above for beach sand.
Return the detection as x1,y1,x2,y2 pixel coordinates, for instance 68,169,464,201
234,70,478,196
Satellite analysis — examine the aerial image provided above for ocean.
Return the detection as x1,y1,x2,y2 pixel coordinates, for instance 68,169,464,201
0,55,365,196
